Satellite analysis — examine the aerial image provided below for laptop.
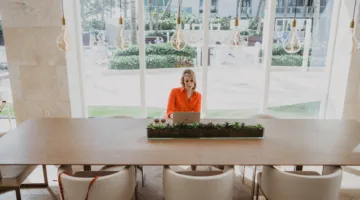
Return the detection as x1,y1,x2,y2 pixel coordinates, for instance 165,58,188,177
172,112,201,124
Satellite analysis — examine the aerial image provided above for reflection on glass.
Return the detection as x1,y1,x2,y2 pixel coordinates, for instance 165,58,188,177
115,17,131,50
57,18,69,51
282,19,302,54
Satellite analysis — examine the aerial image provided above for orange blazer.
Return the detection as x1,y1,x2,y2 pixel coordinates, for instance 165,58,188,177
166,87,202,118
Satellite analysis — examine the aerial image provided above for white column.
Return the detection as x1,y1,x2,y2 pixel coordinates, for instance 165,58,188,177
324,0,360,119
259,0,277,113
138,0,147,118
202,0,211,115
64,0,87,118
318,0,342,119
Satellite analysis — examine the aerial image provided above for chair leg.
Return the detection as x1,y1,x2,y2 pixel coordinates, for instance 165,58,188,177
136,165,145,187
42,165,48,186
256,182,260,200
83,165,91,171
191,165,196,171
15,187,21,200
141,167,145,187
250,166,257,200
242,166,246,183
134,183,138,200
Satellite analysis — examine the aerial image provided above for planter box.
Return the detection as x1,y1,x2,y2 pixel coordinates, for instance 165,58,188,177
147,128,264,139
247,35,263,46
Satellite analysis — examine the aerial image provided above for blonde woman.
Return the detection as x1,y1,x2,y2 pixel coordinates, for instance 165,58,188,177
166,69,202,119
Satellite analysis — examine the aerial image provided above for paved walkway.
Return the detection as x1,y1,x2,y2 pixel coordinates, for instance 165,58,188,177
85,66,327,110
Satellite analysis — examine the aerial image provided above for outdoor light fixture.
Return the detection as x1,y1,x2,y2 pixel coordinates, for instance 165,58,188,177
282,0,302,54
56,0,69,51
170,0,187,51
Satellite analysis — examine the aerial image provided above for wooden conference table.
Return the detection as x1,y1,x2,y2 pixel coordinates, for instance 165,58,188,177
0,118,360,166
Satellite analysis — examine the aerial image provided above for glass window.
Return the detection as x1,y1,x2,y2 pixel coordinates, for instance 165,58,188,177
0,14,15,128
144,0,203,118
80,0,142,118
267,0,333,118
206,0,265,118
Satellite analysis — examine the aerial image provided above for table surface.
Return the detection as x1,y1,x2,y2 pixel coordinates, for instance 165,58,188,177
0,118,360,166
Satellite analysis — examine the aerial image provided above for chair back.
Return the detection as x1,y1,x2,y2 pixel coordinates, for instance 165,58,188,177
58,166,136,200
163,166,234,200
261,165,342,200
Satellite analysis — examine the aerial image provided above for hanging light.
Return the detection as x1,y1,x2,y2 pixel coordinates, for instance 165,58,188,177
116,0,131,50
349,0,360,54
170,0,187,51
56,0,69,51
282,1,302,54
229,0,243,49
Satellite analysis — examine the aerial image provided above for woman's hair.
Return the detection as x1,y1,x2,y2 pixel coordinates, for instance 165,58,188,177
181,69,197,90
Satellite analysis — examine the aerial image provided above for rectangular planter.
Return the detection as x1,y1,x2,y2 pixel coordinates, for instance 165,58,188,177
147,128,264,139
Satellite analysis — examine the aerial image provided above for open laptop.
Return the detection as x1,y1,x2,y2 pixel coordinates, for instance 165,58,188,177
172,112,201,124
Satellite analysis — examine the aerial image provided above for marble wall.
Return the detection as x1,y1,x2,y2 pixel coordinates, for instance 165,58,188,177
0,0,72,124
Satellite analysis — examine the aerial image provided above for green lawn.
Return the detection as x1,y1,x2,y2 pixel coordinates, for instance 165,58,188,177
0,101,320,119
88,101,320,119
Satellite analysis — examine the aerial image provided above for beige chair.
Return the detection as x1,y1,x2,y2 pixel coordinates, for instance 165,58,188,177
58,165,137,200
163,165,234,200
256,165,342,200
0,132,48,200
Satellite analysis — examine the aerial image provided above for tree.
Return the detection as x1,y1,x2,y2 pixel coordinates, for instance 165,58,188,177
312,0,320,41
85,0,115,20
255,0,265,20
130,0,137,44
149,0,153,30
161,0,173,19
284,0,288,18
155,0,160,32
303,0,308,18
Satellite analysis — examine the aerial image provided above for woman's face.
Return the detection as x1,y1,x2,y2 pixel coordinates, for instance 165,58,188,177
183,74,195,90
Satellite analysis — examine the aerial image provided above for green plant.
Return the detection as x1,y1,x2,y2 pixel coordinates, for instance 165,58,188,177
148,121,264,131
147,121,265,138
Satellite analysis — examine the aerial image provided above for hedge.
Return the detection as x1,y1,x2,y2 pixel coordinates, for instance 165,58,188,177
109,55,194,70
272,55,304,66
109,43,196,70
112,43,196,59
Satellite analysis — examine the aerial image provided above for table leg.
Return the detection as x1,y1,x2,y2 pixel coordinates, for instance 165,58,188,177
83,165,91,171
295,165,303,171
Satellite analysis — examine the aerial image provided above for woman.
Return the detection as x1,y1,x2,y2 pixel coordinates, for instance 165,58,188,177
166,69,202,119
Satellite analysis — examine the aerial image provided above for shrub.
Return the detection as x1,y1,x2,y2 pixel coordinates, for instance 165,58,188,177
0,63,7,70
146,31,175,42
109,55,194,70
145,13,231,31
272,55,304,66
209,14,231,30
112,43,197,59
109,43,196,70
258,43,312,66
0,22,4,45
